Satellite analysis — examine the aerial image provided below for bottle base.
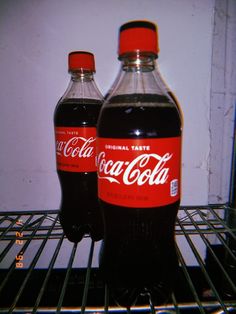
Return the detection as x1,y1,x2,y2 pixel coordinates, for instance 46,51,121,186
108,282,174,308
99,245,179,308
59,213,103,243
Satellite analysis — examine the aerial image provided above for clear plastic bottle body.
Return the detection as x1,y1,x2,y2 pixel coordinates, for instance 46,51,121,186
54,57,104,243
97,51,182,306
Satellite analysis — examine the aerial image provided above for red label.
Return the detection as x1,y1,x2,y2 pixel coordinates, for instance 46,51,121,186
55,127,97,172
97,137,181,208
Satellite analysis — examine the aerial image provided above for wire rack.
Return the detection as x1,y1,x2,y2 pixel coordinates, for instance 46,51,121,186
0,206,235,313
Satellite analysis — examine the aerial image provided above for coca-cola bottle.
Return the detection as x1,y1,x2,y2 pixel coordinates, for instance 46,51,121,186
97,21,182,306
54,51,103,242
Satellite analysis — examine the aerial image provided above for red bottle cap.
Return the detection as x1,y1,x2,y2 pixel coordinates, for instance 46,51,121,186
118,20,159,58
68,51,95,72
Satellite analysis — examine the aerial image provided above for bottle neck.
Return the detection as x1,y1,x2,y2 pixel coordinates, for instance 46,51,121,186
61,70,103,101
70,70,94,82
105,52,171,99
120,53,156,72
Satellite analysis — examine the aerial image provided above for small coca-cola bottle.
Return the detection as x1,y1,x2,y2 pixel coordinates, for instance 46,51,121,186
54,51,103,242
97,21,182,306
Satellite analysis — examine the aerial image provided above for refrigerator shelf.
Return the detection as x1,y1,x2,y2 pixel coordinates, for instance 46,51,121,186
0,206,235,313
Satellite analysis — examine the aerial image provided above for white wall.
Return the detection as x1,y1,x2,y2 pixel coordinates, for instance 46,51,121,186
0,0,218,211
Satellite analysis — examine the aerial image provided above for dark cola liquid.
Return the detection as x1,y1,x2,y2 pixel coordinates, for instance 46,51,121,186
97,93,181,307
54,98,103,242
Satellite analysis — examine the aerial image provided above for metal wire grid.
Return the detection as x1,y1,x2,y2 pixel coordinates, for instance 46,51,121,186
0,206,235,313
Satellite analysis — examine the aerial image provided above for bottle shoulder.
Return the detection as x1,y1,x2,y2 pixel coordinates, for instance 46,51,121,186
54,98,102,127
98,93,182,138
61,76,103,102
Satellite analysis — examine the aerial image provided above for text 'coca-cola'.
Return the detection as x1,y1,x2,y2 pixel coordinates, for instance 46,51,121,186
97,137,181,208
55,127,97,172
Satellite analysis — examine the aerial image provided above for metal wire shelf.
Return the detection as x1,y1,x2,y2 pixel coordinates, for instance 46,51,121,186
0,206,235,313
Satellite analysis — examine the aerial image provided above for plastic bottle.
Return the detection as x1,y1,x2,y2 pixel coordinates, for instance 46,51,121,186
54,51,103,242
97,21,182,306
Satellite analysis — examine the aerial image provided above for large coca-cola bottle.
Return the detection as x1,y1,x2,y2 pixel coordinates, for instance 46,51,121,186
97,21,182,306
54,51,103,242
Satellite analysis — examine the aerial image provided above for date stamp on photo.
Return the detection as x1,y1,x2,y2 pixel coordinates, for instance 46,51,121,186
15,219,24,268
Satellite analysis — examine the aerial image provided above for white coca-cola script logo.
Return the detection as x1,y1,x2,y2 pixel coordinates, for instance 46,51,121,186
56,137,95,158
97,152,172,186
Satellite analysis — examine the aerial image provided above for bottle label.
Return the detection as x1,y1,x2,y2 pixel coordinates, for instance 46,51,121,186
97,137,181,207
55,127,97,172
